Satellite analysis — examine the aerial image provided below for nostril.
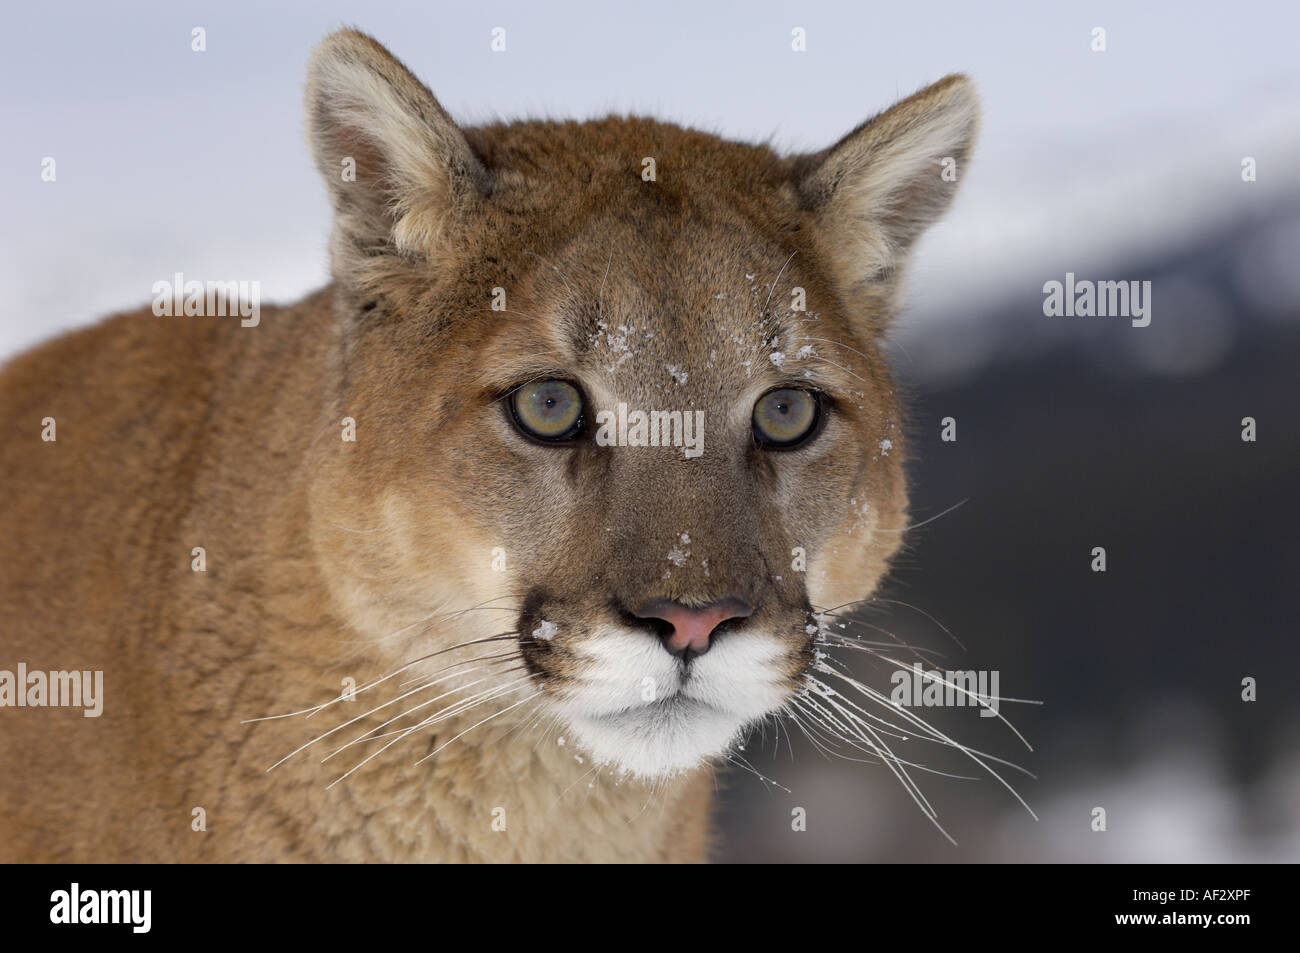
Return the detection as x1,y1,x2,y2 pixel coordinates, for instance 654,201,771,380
635,614,675,642
632,596,754,659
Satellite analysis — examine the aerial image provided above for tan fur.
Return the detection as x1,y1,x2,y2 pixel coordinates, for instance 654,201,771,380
0,29,975,862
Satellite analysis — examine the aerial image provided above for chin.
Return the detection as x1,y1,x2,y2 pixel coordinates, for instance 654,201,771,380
563,697,752,779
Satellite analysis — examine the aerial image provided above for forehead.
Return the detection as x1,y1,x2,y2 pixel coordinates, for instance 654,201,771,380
459,124,875,407
572,259,818,401
473,232,868,414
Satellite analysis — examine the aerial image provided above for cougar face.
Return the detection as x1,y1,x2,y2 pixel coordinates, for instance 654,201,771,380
303,31,977,779
497,224,904,777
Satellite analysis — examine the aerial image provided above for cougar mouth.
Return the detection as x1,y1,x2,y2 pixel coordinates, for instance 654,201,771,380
517,608,808,777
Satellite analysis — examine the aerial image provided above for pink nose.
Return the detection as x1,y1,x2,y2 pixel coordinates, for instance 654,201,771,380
633,597,754,659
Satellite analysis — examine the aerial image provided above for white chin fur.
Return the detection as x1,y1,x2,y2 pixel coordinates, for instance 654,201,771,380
565,699,748,778
553,626,792,779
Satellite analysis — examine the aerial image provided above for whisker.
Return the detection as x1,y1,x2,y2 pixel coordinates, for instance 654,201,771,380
724,752,792,794
242,631,523,724
813,653,1034,774
794,683,953,842
328,685,541,788
394,648,520,690
810,605,936,666
262,655,519,771
873,597,967,652
760,250,796,319
814,662,1039,818
411,692,543,768
855,652,1040,750
322,672,532,760
526,250,577,299
598,250,613,322
797,681,977,779
803,352,871,385
822,634,946,663
793,335,875,363
786,702,980,779
875,497,970,534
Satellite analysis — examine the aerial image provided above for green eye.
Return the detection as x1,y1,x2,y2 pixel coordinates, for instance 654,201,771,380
510,380,585,442
753,388,822,448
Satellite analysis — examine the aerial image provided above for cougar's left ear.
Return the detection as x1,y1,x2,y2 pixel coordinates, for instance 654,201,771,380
793,75,979,319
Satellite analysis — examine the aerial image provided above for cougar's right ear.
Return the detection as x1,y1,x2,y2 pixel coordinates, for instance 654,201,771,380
305,29,490,285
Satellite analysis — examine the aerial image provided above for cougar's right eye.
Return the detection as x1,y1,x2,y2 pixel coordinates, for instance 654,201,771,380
752,387,823,449
509,380,585,442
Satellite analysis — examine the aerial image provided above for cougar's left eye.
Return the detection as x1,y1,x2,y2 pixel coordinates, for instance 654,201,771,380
753,388,822,448
509,380,585,442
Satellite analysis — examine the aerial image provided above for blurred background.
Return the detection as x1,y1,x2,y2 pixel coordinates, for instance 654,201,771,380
2,1,1296,861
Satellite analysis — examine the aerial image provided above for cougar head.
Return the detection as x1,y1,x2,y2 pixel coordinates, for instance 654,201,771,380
302,29,978,778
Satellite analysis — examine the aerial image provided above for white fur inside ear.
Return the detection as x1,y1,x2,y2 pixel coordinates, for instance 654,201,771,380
840,85,978,215
806,76,979,286
305,31,484,258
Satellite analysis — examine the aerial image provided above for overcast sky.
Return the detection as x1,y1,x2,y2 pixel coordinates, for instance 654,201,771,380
2,0,1298,359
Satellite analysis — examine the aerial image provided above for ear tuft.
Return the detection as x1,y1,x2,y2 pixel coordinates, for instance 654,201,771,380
305,29,489,282
795,75,979,304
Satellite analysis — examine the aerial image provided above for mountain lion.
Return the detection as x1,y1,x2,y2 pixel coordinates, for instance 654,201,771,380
0,30,978,862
